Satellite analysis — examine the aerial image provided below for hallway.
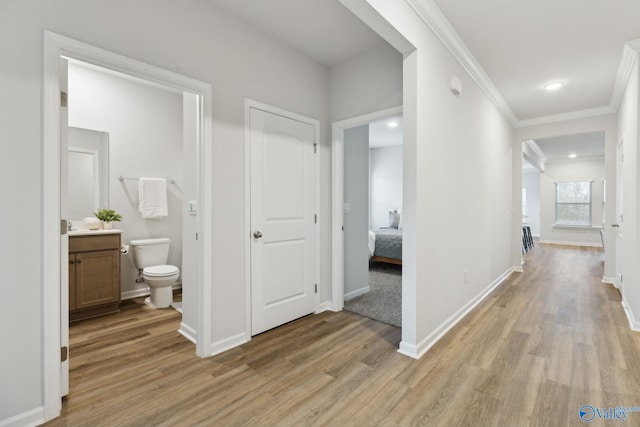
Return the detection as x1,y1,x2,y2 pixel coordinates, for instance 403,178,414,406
46,244,640,426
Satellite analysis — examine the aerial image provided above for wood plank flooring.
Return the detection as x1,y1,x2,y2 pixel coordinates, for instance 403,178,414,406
45,243,640,426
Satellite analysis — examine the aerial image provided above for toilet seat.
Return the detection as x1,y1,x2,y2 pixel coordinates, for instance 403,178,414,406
143,264,179,277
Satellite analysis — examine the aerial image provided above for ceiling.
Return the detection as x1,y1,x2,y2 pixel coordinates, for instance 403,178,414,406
208,0,640,124
533,131,605,161
369,117,404,149
431,0,640,122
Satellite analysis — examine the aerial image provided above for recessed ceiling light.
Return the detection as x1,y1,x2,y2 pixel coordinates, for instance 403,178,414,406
387,121,398,128
569,153,577,158
544,81,564,91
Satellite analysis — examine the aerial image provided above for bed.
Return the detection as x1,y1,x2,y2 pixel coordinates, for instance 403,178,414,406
368,228,402,265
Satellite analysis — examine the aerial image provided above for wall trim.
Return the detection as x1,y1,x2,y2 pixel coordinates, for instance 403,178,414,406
610,39,640,112
407,0,518,126
539,239,602,248
344,286,370,301
0,407,44,427
178,322,197,344
515,105,616,129
602,276,616,286
316,301,335,313
621,295,640,332
398,267,517,359
205,332,249,357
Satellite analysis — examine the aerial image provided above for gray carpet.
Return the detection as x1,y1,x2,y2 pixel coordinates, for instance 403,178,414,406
344,263,401,327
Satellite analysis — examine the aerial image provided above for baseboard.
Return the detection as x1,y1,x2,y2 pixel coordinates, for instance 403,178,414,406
602,276,616,286
121,283,182,300
621,295,640,332
178,321,197,344
539,239,602,248
398,267,517,359
316,301,336,313
344,286,370,301
513,265,524,273
0,406,44,427
201,331,249,358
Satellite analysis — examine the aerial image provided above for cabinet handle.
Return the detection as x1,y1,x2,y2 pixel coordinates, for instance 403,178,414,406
76,260,82,264
70,260,75,265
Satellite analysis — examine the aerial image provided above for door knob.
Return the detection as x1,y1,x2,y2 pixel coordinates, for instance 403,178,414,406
253,230,263,239
611,224,620,228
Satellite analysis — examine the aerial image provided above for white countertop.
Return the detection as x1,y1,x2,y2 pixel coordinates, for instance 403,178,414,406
68,229,123,236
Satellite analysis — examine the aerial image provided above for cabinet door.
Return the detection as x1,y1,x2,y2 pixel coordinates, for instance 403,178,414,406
75,250,120,309
69,254,77,311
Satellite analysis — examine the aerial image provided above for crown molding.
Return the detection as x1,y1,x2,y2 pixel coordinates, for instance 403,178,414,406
402,2,640,130
406,0,518,126
524,139,547,163
610,39,640,112
515,105,616,128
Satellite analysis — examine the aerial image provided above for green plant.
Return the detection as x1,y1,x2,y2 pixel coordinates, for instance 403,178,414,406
94,208,122,222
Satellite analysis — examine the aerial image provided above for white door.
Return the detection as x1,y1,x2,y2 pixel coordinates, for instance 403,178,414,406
250,107,317,335
59,57,70,397
615,136,624,292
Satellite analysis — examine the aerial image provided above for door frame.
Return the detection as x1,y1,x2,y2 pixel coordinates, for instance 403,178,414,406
43,31,214,420
244,99,321,337
330,106,403,311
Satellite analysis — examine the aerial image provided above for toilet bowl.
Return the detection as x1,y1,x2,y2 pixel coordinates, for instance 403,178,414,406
130,238,180,308
143,264,180,308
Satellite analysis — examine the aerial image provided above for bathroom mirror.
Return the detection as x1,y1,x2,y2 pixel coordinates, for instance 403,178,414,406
68,127,109,219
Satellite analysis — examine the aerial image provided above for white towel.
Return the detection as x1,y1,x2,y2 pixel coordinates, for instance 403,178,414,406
138,177,168,218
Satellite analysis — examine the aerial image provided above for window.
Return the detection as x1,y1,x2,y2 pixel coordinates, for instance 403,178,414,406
555,181,592,226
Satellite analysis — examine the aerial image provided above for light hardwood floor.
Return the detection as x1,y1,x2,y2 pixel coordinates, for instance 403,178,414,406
45,243,640,426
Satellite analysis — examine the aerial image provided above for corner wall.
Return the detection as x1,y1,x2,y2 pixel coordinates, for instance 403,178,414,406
362,0,515,357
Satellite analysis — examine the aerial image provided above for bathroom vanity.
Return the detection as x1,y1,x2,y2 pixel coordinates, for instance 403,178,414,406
69,230,122,322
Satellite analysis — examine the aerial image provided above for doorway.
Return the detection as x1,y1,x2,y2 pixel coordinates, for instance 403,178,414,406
331,106,403,326
43,31,213,420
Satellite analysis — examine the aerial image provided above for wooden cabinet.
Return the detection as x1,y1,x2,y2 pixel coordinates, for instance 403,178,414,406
69,233,121,322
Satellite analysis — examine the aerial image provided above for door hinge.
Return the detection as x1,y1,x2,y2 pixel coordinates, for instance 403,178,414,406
314,143,317,154
195,232,198,240
314,214,317,224
60,91,68,108
315,284,318,294
61,219,68,235
342,225,344,231
61,346,68,362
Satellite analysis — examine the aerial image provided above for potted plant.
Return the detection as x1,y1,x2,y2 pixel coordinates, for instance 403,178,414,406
94,208,122,229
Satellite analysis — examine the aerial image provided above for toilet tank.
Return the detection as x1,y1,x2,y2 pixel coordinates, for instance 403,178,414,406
130,238,170,269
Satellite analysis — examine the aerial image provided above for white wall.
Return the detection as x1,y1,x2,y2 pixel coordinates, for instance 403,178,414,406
344,125,370,298
362,0,515,357
514,114,618,280
0,1,330,423
370,145,403,229
617,60,639,328
68,63,184,297
523,171,541,236
539,158,605,246
329,43,403,122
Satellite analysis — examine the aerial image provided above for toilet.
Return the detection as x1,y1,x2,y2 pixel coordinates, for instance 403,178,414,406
130,238,180,308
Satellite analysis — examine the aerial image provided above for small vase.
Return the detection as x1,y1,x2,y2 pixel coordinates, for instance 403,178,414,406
102,221,113,230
